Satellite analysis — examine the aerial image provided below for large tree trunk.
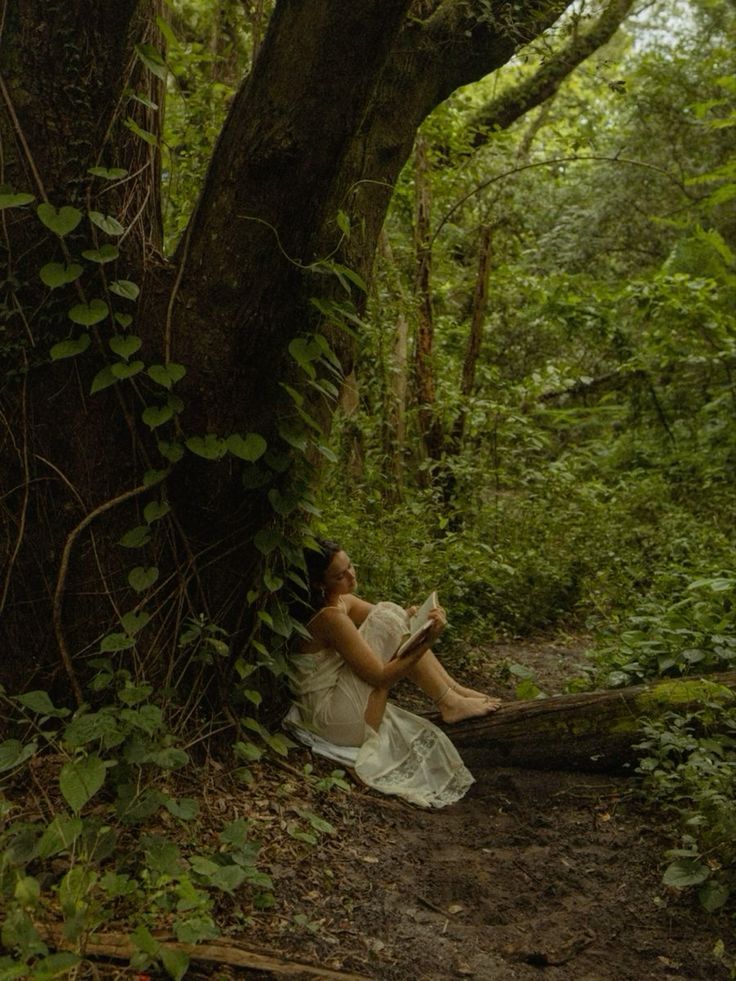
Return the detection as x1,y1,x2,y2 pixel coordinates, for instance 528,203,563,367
444,672,736,773
1,0,574,702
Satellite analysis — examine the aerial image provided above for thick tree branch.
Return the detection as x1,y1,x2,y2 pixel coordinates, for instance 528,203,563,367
468,0,635,145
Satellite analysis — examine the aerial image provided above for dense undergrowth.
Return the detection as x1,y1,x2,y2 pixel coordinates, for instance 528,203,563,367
2,0,735,976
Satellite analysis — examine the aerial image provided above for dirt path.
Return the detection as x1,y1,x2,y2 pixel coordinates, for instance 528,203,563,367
228,638,732,980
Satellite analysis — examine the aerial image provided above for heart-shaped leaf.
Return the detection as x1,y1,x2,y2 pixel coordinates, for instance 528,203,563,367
254,528,284,555
118,525,151,548
109,334,142,359
226,432,267,462
60,756,107,812
88,166,128,179
100,632,136,652
186,435,227,460
50,334,91,361
142,404,174,429
115,311,133,328
82,244,119,264
144,500,170,524
128,566,159,593
109,279,140,300
143,468,168,486
158,440,184,463
110,360,144,380
88,211,125,236
121,611,151,636
68,299,108,326
90,366,117,394
40,262,83,288
0,192,34,209
37,203,83,236
147,363,186,389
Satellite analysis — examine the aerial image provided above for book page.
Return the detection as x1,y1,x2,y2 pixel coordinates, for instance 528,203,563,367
396,590,439,658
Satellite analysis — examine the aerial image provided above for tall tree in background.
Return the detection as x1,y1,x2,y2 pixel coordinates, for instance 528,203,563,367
1,0,581,700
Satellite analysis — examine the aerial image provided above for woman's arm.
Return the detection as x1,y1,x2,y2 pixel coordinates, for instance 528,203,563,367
315,607,443,689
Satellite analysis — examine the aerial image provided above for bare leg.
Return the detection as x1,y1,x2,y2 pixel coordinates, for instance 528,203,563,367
405,650,501,723
423,655,500,704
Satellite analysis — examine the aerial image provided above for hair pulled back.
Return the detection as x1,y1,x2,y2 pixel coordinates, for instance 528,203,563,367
301,538,342,617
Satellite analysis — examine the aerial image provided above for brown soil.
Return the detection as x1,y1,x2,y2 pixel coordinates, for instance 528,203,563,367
10,638,732,980
211,636,733,980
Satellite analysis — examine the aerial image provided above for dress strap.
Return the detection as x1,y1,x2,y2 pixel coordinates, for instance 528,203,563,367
306,597,347,627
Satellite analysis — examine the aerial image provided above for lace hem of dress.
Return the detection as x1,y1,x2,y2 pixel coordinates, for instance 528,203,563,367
367,726,473,808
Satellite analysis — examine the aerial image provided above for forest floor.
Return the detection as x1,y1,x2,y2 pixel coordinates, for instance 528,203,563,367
187,636,734,981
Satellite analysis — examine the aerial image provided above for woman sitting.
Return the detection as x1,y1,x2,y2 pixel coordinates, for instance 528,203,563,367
289,539,501,808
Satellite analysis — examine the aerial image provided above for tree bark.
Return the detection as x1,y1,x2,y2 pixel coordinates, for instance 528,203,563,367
0,0,576,698
467,0,635,147
442,672,736,773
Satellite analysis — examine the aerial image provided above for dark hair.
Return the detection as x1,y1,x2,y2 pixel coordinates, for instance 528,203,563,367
302,539,342,615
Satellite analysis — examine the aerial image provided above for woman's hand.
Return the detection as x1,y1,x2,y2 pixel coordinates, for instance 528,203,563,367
406,605,419,618
425,605,447,643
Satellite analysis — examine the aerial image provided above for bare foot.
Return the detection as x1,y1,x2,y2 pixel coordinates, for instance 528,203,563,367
438,691,501,725
452,684,502,707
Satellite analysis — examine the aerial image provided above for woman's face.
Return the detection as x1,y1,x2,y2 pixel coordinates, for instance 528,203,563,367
322,550,357,598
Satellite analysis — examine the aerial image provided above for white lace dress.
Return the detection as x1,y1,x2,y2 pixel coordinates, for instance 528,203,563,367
289,601,474,808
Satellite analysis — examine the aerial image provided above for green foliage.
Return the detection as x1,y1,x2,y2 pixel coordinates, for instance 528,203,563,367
0,681,276,977
635,701,736,912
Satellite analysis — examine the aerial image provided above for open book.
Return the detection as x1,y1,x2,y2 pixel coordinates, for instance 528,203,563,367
395,591,439,659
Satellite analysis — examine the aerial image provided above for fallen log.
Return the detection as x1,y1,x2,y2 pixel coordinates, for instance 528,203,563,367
41,928,371,980
442,671,736,773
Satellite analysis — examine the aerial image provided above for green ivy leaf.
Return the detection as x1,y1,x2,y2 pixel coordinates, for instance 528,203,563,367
164,797,199,821
109,334,142,359
90,366,117,394
186,435,227,460
88,211,125,236
88,166,128,179
82,243,119,264
50,334,91,361
124,117,159,146
147,363,186,389
0,192,34,209
158,440,184,463
115,311,133,328
37,815,83,859
227,432,267,462
110,360,144,380
699,879,730,912
118,525,151,548
0,739,37,773
16,690,70,717
135,43,168,81
128,566,159,593
142,404,174,429
68,299,108,326
109,279,140,300
99,632,136,652
160,947,189,981
59,756,107,813
40,262,83,288
37,203,83,236
144,500,170,524
663,859,710,888
143,468,168,486
263,571,284,592
254,528,284,555
121,611,151,636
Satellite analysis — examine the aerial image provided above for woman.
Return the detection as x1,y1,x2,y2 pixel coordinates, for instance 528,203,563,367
289,539,501,808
